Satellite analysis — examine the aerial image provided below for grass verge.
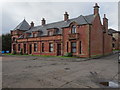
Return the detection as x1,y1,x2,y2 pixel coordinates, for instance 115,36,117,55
3,53,75,58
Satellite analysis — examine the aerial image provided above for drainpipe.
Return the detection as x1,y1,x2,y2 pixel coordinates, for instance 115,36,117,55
26,38,28,54
62,28,64,56
103,31,104,56
89,25,91,58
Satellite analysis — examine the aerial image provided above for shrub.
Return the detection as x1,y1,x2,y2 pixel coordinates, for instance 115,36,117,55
64,53,72,57
13,50,16,55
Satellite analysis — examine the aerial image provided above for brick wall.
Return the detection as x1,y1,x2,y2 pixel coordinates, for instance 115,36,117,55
103,33,112,54
90,14,104,56
62,23,90,57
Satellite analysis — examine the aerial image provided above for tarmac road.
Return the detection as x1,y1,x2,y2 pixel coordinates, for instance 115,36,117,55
2,53,119,88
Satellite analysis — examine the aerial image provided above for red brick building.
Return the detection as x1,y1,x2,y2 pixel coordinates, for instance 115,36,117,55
108,29,120,50
11,3,112,57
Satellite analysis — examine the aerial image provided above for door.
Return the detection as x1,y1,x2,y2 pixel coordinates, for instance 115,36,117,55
57,44,61,56
29,44,32,54
13,44,16,51
24,44,26,54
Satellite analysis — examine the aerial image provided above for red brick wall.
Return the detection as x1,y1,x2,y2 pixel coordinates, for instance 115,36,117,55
11,30,26,53
90,15,112,57
90,15,103,56
16,35,62,56
113,33,120,50
103,33,112,54
62,23,90,57
11,15,112,57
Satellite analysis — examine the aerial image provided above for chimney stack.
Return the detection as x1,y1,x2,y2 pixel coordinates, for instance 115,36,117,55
41,18,46,25
30,21,34,27
64,12,69,21
93,3,100,15
103,14,108,33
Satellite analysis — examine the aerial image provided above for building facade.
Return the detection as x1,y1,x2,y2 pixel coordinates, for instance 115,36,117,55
108,29,120,50
11,3,112,57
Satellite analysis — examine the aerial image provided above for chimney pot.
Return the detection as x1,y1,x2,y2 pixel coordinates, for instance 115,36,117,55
30,21,34,27
95,3,98,6
104,14,106,18
93,3,100,15
64,12,69,21
41,18,46,25
103,14,108,33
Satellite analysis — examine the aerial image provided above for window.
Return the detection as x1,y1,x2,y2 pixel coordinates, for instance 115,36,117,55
42,43,44,52
71,42,76,53
71,25,76,33
54,28,59,35
34,43,37,52
12,37,16,42
24,44,26,53
112,37,116,41
48,31,53,36
67,42,69,52
39,31,43,36
112,43,115,48
18,44,20,51
79,41,82,54
49,43,54,52
33,33,37,37
13,44,16,51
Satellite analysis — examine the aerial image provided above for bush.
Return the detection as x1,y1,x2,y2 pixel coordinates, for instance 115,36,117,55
64,53,72,57
13,50,16,55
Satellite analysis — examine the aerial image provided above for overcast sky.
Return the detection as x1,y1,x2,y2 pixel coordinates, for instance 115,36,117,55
1,2,118,34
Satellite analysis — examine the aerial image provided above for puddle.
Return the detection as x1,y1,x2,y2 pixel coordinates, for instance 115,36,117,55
64,67,70,70
33,58,38,60
89,72,120,88
99,81,119,88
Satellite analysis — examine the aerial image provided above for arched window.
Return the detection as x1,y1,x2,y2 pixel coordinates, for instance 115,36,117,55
71,25,76,34
12,37,16,42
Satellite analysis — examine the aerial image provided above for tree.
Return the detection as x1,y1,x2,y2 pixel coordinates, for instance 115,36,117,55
2,33,11,52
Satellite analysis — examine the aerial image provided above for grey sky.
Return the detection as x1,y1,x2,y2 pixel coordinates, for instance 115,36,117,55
2,2,118,34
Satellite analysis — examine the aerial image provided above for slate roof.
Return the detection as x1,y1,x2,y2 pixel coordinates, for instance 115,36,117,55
14,19,30,30
25,14,95,36
17,14,95,38
108,29,119,34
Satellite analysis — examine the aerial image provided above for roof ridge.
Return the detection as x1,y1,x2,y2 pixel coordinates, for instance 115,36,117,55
30,14,93,28
25,14,95,34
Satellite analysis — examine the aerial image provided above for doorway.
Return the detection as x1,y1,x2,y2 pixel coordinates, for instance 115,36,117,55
57,44,61,56
24,44,26,54
29,44,32,54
